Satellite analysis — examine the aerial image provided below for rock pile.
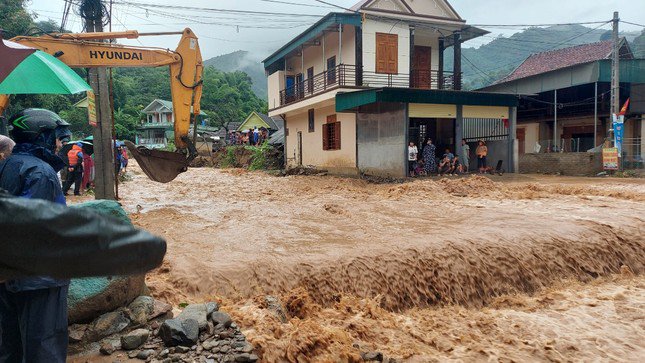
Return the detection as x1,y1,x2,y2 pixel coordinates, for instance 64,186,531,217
70,297,258,363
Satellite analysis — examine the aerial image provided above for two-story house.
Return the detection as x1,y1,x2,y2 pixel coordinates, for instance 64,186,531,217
263,0,520,177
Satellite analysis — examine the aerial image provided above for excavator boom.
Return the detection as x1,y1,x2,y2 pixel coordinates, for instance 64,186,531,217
8,28,203,183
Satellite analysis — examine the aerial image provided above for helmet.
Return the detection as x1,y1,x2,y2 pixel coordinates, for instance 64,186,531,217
9,108,72,151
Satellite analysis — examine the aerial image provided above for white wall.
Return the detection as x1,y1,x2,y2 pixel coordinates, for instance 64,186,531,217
287,25,356,78
267,71,284,110
518,123,540,154
284,105,356,172
362,17,410,87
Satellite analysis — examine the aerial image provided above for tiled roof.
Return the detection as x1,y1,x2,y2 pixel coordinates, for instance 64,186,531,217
497,41,617,84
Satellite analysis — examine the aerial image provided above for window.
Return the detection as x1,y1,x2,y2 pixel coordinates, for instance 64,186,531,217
308,109,315,133
327,56,336,84
376,33,398,74
322,114,341,150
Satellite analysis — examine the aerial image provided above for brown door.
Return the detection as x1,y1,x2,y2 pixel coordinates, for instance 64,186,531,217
307,67,314,94
517,128,526,155
412,46,431,89
376,33,398,74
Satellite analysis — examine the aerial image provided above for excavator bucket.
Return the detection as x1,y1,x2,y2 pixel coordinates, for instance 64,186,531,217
125,141,190,183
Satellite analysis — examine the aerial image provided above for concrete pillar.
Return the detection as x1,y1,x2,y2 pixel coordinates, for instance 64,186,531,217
455,104,463,155
355,25,363,86
453,32,461,90
508,106,518,172
409,26,415,87
438,38,444,89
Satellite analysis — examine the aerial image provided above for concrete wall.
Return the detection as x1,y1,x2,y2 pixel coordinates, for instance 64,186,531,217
519,152,603,176
483,140,510,171
287,25,356,78
357,103,406,177
284,104,357,174
267,71,284,110
363,17,410,86
518,122,540,154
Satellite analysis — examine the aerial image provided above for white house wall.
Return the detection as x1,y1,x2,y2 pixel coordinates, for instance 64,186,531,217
284,104,357,173
362,17,410,86
287,25,356,78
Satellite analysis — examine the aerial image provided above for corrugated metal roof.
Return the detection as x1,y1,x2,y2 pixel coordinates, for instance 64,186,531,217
496,40,633,84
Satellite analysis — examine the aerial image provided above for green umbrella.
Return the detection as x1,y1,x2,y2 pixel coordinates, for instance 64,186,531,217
0,38,91,94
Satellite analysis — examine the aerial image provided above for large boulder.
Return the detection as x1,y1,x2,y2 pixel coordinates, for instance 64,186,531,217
159,318,199,347
67,201,146,324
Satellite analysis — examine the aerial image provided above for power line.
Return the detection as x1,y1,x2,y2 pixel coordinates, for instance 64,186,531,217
311,0,357,12
468,21,610,28
621,20,645,28
111,1,326,18
259,0,333,8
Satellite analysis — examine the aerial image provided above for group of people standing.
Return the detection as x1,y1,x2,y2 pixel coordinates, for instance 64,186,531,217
228,127,270,146
408,139,489,177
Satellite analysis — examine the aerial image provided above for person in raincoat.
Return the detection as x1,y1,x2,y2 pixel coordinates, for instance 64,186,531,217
62,142,84,196
0,108,72,362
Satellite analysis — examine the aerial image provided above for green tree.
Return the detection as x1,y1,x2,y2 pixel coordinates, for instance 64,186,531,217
0,0,33,37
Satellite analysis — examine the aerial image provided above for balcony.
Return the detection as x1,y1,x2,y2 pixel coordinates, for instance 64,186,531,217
278,64,460,108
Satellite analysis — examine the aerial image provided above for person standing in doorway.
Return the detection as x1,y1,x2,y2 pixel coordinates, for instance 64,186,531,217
0,108,72,363
460,139,471,173
62,142,84,196
408,141,418,177
476,140,488,173
422,138,437,175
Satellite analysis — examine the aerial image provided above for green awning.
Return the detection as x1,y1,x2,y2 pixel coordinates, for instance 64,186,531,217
335,88,519,112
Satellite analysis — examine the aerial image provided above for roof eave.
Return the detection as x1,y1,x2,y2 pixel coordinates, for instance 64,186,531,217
262,12,362,68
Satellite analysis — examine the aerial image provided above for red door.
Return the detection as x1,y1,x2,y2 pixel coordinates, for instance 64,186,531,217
412,46,431,89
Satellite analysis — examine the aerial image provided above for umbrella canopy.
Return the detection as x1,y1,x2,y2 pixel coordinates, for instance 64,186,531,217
61,140,93,156
0,38,91,94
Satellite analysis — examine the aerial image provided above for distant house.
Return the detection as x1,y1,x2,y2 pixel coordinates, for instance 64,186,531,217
137,99,207,148
237,111,284,132
481,39,644,173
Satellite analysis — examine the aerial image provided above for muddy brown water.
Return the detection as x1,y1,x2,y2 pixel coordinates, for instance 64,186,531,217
73,163,645,362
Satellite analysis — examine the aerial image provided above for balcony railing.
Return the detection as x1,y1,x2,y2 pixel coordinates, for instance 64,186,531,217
278,64,460,107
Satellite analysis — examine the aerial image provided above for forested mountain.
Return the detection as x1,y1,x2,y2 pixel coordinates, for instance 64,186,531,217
447,25,641,89
204,51,267,100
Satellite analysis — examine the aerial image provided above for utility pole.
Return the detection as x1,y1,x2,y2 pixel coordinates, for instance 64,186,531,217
610,11,620,116
81,0,116,200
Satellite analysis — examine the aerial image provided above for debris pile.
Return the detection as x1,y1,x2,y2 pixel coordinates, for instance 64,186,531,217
71,297,258,362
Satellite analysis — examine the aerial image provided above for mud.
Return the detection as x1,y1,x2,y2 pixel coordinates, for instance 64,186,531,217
115,163,645,361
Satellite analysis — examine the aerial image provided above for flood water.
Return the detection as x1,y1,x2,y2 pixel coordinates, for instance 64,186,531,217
100,163,645,361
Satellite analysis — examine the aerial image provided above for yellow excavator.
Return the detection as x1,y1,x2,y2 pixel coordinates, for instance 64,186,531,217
2,28,203,183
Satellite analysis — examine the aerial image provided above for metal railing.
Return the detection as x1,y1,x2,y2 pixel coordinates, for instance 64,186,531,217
138,138,167,145
278,64,460,107
533,138,597,153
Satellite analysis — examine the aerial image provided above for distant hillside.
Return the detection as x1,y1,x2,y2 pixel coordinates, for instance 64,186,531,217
445,24,641,90
204,50,267,100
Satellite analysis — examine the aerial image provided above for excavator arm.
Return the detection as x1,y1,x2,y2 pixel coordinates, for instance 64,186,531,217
7,29,204,183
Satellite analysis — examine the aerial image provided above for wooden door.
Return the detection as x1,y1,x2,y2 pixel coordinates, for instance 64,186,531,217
412,46,431,89
376,33,398,74
517,128,526,155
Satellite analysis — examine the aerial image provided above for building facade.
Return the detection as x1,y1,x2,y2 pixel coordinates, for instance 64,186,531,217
482,40,645,173
264,0,519,177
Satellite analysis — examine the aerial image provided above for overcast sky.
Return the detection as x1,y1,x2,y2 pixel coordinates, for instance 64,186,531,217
28,0,644,60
